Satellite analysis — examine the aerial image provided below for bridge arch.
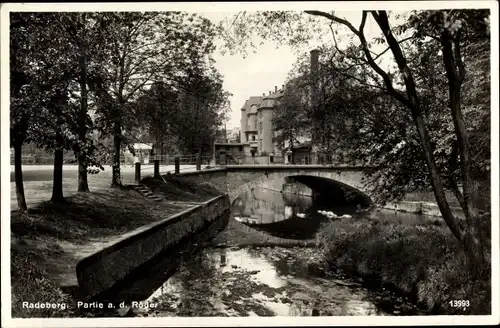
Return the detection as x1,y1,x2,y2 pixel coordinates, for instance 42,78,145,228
226,165,375,206
286,175,373,208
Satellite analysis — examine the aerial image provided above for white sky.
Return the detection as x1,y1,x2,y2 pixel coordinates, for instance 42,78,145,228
200,11,395,129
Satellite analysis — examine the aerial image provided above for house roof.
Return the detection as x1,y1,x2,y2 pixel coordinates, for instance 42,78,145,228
241,96,263,111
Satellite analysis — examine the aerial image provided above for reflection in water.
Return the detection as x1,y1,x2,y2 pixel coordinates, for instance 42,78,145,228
232,186,358,240
232,184,436,241
90,212,230,305
134,247,420,317
91,181,430,317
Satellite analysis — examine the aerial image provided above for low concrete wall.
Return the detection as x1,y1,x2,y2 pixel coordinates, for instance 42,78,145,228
76,194,230,298
382,200,465,219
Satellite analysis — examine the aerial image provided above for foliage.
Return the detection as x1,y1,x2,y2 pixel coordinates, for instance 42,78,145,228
133,63,231,156
247,10,490,207
221,9,491,272
11,248,73,318
316,217,491,314
11,11,231,192
272,75,311,152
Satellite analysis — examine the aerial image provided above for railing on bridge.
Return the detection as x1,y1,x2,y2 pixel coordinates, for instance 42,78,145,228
131,152,370,185
218,153,363,166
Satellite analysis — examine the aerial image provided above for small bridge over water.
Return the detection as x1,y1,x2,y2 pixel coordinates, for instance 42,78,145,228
175,164,377,205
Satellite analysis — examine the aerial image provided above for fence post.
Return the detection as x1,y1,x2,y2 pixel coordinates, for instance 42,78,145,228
175,156,180,175
196,153,201,171
154,159,160,178
135,162,141,184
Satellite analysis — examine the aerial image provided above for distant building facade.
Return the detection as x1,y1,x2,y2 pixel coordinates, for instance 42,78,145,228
238,84,314,164
240,86,283,157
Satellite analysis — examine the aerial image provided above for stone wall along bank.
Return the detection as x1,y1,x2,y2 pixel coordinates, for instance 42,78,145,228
76,194,230,298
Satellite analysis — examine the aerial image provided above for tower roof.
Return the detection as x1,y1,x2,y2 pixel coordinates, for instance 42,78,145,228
241,96,263,112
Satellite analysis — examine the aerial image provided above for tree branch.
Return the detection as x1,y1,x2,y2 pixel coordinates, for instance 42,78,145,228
305,10,361,37
372,35,415,61
359,11,367,32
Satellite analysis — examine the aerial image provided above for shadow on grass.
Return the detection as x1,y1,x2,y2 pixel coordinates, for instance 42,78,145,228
11,188,182,243
141,175,223,202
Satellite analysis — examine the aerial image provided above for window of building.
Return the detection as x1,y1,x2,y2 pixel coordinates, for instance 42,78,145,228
252,135,256,141
239,146,243,152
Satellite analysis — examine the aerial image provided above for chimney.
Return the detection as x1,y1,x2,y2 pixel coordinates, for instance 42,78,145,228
275,86,278,93
269,91,271,95
262,93,265,96
282,84,285,90
311,49,319,78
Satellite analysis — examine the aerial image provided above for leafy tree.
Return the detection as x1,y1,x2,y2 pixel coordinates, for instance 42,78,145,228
132,58,231,158
134,81,179,156
92,12,219,186
10,13,36,211
221,9,491,275
272,77,310,163
57,13,114,192
172,66,231,155
10,13,75,206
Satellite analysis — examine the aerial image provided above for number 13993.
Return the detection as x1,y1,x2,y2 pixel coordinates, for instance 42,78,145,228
449,300,470,308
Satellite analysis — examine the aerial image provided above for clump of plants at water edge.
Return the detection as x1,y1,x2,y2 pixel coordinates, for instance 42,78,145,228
316,218,491,315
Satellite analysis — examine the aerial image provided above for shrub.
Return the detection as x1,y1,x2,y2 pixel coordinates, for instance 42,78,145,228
11,249,74,318
316,218,491,314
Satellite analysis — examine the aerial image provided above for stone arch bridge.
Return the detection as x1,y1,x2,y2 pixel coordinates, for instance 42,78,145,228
177,165,377,204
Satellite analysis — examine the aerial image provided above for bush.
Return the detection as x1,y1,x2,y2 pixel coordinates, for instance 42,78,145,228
11,249,74,318
316,218,491,314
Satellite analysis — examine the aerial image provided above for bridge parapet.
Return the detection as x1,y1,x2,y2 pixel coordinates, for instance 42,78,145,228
225,164,378,171
169,164,377,203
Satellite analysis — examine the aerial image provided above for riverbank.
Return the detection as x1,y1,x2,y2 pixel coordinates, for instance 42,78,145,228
10,177,223,318
316,215,491,315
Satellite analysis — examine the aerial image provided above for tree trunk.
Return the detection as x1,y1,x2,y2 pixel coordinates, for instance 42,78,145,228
441,31,486,275
14,142,28,211
413,114,464,241
366,11,466,243
51,144,65,203
77,48,89,192
111,118,122,187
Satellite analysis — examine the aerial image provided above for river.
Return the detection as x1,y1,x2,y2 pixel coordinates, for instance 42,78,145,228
87,184,431,317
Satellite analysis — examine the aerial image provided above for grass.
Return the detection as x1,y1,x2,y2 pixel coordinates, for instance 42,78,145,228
11,248,75,318
316,215,491,315
12,189,183,243
141,174,223,202
10,178,223,318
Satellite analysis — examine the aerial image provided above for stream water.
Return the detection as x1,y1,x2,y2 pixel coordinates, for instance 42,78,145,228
90,184,433,317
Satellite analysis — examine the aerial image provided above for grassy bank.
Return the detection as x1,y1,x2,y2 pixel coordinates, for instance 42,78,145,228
316,216,491,315
10,178,223,318
141,174,223,201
